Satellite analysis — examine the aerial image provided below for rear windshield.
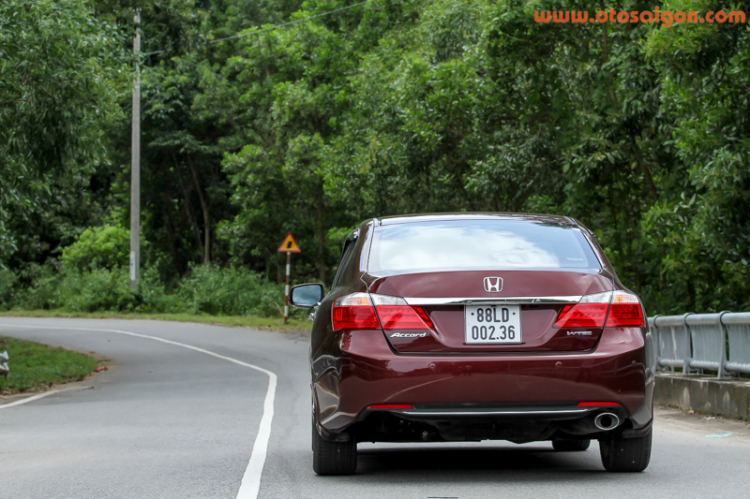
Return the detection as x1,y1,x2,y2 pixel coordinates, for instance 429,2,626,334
368,220,601,274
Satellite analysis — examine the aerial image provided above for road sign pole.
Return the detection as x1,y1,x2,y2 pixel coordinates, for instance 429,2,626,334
277,232,301,324
284,252,290,324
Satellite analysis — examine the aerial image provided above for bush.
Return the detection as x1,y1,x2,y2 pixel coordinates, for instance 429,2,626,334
19,264,137,313
134,267,182,313
58,267,137,312
18,263,62,310
9,259,299,319
177,264,288,317
61,225,130,272
0,268,17,309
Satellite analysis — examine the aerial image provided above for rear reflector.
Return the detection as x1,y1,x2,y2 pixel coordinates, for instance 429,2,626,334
577,402,621,407
367,404,414,410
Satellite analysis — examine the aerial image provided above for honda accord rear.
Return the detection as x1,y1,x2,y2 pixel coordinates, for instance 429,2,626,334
290,213,655,475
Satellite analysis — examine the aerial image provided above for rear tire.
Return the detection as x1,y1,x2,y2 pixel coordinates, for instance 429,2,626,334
552,439,591,452
599,427,652,472
312,421,357,475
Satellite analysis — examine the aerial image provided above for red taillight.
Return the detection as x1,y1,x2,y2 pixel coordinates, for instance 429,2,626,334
555,303,609,328
577,401,621,407
606,292,645,327
375,305,434,329
332,293,436,331
555,291,644,329
332,305,378,330
332,293,379,331
367,404,414,410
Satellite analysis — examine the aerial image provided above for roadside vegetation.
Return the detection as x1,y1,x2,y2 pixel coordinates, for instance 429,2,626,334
0,336,98,394
2,0,749,318
0,225,309,324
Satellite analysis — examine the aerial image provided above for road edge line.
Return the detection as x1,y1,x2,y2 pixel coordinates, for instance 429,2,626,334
0,389,59,409
0,323,277,499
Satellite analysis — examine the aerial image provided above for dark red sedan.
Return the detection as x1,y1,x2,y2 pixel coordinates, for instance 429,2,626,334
291,213,654,475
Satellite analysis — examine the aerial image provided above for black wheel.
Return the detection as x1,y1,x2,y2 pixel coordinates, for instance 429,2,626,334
312,420,357,475
599,427,652,472
552,439,591,452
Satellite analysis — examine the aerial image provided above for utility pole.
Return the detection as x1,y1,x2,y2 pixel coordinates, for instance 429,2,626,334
129,10,141,291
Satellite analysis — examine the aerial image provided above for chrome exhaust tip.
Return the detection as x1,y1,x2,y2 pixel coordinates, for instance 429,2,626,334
594,412,620,431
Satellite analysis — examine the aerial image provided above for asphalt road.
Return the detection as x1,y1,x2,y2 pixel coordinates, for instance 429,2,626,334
1,318,749,499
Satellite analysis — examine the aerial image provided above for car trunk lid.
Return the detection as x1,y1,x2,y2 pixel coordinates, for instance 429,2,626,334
367,270,614,353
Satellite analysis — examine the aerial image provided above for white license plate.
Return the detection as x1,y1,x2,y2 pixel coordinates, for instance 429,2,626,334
464,305,522,344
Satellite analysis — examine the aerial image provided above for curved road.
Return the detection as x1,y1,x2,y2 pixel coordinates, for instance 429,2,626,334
1,318,749,498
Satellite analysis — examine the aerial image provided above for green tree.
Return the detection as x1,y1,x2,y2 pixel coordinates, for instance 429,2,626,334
0,0,127,268
642,0,750,312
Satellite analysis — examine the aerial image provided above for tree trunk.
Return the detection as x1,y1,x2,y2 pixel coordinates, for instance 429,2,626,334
173,151,204,256
630,134,659,204
187,154,211,266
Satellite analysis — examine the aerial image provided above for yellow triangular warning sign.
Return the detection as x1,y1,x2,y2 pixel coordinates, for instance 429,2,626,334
277,232,301,253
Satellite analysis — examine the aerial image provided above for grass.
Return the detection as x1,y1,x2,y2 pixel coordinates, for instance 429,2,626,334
0,310,311,333
0,335,98,394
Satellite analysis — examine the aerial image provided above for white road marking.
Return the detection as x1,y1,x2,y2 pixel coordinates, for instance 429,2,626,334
0,323,277,499
0,389,60,409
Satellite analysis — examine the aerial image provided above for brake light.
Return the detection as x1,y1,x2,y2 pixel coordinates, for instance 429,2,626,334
332,293,378,331
555,303,609,328
577,401,621,407
375,305,434,329
367,404,414,410
555,291,644,329
555,291,611,328
331,293,435,331
606,291,645,327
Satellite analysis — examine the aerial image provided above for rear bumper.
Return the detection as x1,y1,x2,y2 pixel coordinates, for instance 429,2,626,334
367,404,612,419
351,403,631,443
312,327,654,439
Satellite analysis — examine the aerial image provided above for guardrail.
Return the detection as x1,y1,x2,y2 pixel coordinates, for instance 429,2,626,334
648,312,750,378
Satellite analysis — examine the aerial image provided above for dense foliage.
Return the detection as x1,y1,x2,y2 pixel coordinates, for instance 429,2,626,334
0,0,126,267
1,0,749,316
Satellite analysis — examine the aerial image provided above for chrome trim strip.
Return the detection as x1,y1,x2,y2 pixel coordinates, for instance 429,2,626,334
403,296,582,306
399,408,590,417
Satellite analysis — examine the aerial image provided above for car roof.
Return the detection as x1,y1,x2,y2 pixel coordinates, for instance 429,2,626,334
373,212,578,227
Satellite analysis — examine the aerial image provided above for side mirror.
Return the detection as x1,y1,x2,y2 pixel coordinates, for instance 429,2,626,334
290,283,324,308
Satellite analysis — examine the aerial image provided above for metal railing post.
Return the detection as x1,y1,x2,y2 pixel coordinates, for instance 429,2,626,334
681,313,693,374
717,311,729,378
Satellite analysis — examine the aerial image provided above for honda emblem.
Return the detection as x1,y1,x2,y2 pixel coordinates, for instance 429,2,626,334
483,276,503,293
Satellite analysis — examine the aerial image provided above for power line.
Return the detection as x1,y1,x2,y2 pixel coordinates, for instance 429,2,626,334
142,0,371,57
